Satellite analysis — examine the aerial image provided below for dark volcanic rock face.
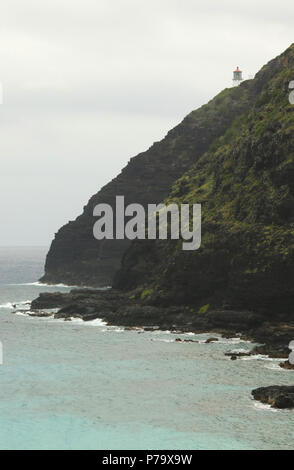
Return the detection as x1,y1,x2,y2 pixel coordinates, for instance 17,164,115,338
252,386,294,409
39,45,294,355
114,44,294,319
31,292,72,309
41,83,254,287
280,360,294,370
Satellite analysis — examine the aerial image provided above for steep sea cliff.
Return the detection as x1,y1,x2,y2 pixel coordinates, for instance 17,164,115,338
30,46,294,410
38,45,294,337
41,74,255,286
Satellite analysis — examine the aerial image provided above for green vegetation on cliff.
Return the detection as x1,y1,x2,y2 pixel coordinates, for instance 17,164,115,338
114,44,294,316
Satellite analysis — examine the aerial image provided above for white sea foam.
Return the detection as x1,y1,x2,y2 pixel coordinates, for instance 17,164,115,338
230,348,250,354
171,331,196,337
191,334,252,345
241,354,283,362
10,281,112,289
264,363,290,371
0,300,31,310
11,308,110,328
0,302,14,309
15,309,56,319
253,402,278,412
88,318,108,327
241,354,267,361
15,311,29,316
100,324,125,332
11,281,77,288
65,317,107,327
219,337,251,345
151,338,175,343
151,329,172,335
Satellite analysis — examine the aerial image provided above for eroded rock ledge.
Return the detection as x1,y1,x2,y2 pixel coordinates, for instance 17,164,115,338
30,289,294,357
252,386,294,409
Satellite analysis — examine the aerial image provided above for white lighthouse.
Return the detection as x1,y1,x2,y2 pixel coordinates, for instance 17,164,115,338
232,66,243,86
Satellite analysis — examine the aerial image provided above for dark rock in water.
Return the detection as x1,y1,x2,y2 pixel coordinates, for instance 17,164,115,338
279,360,294,370
205,337,219,344
225,351,251,359
252,386,294,409
174,337,199,343
250,344,291,359
31,292,71,310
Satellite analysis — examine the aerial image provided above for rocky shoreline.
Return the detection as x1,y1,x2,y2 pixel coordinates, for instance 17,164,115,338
22,287,293,408
31,289,294,346
29,288,294,356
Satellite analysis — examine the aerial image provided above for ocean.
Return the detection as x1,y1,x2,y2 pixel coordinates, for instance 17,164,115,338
0,246,293,450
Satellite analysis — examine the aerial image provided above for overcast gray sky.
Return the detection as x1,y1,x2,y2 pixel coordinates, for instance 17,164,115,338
0,0,293,245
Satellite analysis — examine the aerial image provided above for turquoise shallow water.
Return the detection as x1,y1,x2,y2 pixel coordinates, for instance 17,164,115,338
0,246,293,450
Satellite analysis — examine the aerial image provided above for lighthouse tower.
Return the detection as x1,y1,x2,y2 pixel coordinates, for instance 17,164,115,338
232,66,243,86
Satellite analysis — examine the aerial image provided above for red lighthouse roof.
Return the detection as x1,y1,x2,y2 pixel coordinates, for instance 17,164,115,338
234,66,242,72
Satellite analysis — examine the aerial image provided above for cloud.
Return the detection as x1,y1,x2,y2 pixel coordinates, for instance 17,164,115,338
0,0,293,244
